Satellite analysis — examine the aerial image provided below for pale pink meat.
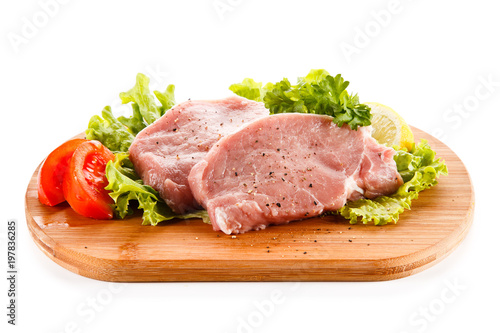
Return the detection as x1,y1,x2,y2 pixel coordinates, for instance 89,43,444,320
188,113,403,234
129,96,269,213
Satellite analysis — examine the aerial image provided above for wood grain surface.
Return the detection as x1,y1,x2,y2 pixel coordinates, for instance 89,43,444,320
25,127,474,282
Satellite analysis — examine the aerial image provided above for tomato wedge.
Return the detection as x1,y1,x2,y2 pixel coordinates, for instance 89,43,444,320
38,138,88,206
63,140,115,219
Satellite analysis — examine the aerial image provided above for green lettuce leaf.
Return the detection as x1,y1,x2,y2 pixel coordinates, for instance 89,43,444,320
229,78,269,102
86,73,176,153
105,153,209,226
229,69,372,130
337,140,448,225
119,73,175,125
154,84,176,111
86,106,136,152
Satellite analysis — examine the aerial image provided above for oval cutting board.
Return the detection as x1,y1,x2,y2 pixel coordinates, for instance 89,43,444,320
25,127,474,282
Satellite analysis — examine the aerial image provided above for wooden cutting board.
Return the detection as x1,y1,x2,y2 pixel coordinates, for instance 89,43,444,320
25,127,474,282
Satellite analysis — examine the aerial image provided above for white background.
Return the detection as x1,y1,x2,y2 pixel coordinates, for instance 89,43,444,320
1,0,499,332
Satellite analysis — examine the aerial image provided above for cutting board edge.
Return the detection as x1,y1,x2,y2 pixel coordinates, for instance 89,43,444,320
26,198,474,283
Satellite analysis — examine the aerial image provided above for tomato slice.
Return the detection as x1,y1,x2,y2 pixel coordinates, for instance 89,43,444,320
63,140,115,219
38,138,88,206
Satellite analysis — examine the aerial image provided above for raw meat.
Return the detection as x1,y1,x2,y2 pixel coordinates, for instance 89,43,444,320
188,113,403,234
129,96,269,213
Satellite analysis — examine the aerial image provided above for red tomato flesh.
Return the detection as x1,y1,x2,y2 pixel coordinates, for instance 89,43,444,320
63,140,115,219
37,139,87,206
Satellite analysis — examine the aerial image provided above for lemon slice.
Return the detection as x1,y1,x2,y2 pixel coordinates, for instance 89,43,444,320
365,102,414,151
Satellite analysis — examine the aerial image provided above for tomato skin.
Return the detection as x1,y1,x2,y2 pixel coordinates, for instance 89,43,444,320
63,140,115,219
38,139,88,206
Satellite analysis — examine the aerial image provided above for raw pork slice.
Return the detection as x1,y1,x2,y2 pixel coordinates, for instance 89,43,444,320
188,113,403,234
129,96,269,213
